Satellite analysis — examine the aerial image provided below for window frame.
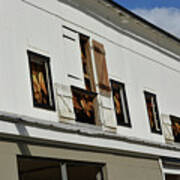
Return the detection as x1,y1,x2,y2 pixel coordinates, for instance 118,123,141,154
170,115,180,143
144,91,162,134
71,86,97,125
17,155,105,180
79,34,96,92
69,33,100,125
110,79,131,128
28,50,56,111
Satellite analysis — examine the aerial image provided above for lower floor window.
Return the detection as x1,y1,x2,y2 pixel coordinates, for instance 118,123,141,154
18,156,104,180
18,157,62,180
67,162,103,180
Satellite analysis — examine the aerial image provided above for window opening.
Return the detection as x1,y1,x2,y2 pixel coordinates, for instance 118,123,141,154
111,80,131,127
67,163,103,180
18,156,104,180
80,35,96,92
72,86,97,125
28,51,55,111
71,35,98,125
144,91,162,134
170,115,180,143
18,157,62,180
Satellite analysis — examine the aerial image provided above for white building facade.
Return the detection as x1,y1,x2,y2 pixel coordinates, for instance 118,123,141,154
1,0,180,179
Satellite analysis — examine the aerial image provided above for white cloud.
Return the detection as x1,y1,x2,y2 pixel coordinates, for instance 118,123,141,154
133,8,180,38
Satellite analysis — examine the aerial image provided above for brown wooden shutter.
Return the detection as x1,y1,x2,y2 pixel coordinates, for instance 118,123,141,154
92,40,111,93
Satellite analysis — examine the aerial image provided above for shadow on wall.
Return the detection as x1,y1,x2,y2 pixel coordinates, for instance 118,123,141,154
15,123,31,156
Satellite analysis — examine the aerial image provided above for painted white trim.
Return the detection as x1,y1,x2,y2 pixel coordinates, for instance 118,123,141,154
1,119,180,159
164,168,180,175
159,159,166,180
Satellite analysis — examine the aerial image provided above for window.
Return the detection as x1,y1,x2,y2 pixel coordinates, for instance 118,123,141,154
28,51,55,111
18,156,105,180
170,115,180,143
72,86,97,125
111,80,131,127
18,157,62,180
144,91,162,134
67,162,104,180
80,35,96,92
71,35,98,125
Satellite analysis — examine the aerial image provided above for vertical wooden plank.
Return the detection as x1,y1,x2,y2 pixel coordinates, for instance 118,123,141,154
92,40,110,94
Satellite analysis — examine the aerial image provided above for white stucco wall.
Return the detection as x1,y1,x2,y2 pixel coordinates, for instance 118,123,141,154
0,0,180,144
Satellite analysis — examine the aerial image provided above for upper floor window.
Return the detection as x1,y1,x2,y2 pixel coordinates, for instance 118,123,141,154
80,34,96,92
71,34,98,125
111,80,131,127
72,86,97,125
28,51,55,111
144,91,162,134
170,115,180,143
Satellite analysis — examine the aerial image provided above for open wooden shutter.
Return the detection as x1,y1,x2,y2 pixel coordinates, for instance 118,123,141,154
92,40,111,93
93,40,117,131
55,83,75,122
161,114,174,143
62,27,84,89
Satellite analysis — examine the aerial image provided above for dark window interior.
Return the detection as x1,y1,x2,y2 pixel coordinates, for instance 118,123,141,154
170,116,180,143
144,91,161,134
18,157,104,180
67,163,103,180
80,35,96,92
28,51,55,111
72,86,97,125
18,157,61,180
166,174,180,180
111,80,131,127
71,34,98,125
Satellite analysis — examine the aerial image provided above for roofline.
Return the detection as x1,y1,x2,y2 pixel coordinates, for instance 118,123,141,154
23,0,180,60
105,0,180,44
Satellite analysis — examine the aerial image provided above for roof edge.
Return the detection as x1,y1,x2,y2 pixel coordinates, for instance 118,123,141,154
105,0,180,43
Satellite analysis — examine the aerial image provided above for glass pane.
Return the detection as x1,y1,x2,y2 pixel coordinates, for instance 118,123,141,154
28,51,55,110
72,87,96,125
31,60,50,106
111,80,130,126
144,92,161,133
145,95,155,130
166,174,180,180
18,158,62,180
171,117,180,142
113,86,125,124
67,163,103,180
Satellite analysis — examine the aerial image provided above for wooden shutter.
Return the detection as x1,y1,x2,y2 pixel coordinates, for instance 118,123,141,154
55,83,75,121
162,114,174,143
62,27,84,89
92,40,111,93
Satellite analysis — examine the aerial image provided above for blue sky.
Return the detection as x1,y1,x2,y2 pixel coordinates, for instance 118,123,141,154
113,0,180,9
112,0,180,38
